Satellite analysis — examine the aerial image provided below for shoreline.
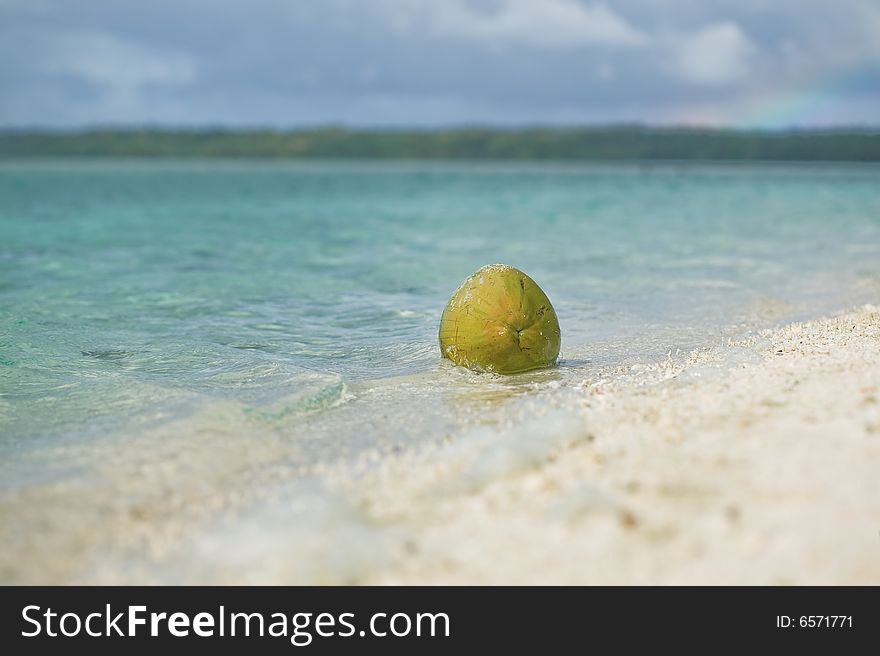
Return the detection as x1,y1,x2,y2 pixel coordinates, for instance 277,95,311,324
1,304,878,584
347,304,880,584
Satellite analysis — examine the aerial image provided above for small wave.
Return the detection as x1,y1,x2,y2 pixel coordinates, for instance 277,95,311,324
244,372,351,422
230,343,275,352
391,309,420,318
81,349,135,361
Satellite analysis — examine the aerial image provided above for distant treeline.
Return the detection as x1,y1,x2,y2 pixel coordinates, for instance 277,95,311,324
1,127,880,161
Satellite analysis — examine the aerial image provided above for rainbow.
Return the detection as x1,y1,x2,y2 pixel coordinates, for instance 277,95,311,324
673,64,877,128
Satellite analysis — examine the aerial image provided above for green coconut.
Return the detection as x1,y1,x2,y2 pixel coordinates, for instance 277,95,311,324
439,264,561,374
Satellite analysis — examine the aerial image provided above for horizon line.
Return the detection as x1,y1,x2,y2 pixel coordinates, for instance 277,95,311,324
3,123,880,135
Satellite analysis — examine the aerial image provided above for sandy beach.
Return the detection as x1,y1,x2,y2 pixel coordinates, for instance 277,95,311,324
2,304,878,585
341,304,880,585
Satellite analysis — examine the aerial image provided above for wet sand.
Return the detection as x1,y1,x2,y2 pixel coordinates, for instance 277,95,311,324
2,306,878,584
349,305,880,584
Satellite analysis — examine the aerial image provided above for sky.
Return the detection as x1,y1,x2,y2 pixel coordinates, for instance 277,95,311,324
1,0,879,129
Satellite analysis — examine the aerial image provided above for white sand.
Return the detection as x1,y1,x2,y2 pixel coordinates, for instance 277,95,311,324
341,305,880,584
2,306,878,584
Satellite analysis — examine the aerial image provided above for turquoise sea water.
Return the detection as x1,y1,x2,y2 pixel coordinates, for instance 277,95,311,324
1,160,879,492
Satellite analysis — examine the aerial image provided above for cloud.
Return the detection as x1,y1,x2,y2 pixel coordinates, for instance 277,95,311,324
0,0,877,127
857,1,880,55
382,0,646,50
671,21,754,85
46,30,196,93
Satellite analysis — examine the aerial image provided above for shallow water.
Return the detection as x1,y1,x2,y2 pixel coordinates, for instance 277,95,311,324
0,159,879,581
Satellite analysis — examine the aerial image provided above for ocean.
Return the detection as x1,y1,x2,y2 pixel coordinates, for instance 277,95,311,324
1,159,878,582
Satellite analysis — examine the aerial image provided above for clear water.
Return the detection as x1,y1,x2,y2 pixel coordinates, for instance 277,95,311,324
1,159,879,581
2,160,879,443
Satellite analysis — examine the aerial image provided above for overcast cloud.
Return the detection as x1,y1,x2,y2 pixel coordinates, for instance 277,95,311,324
1,0,878,128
